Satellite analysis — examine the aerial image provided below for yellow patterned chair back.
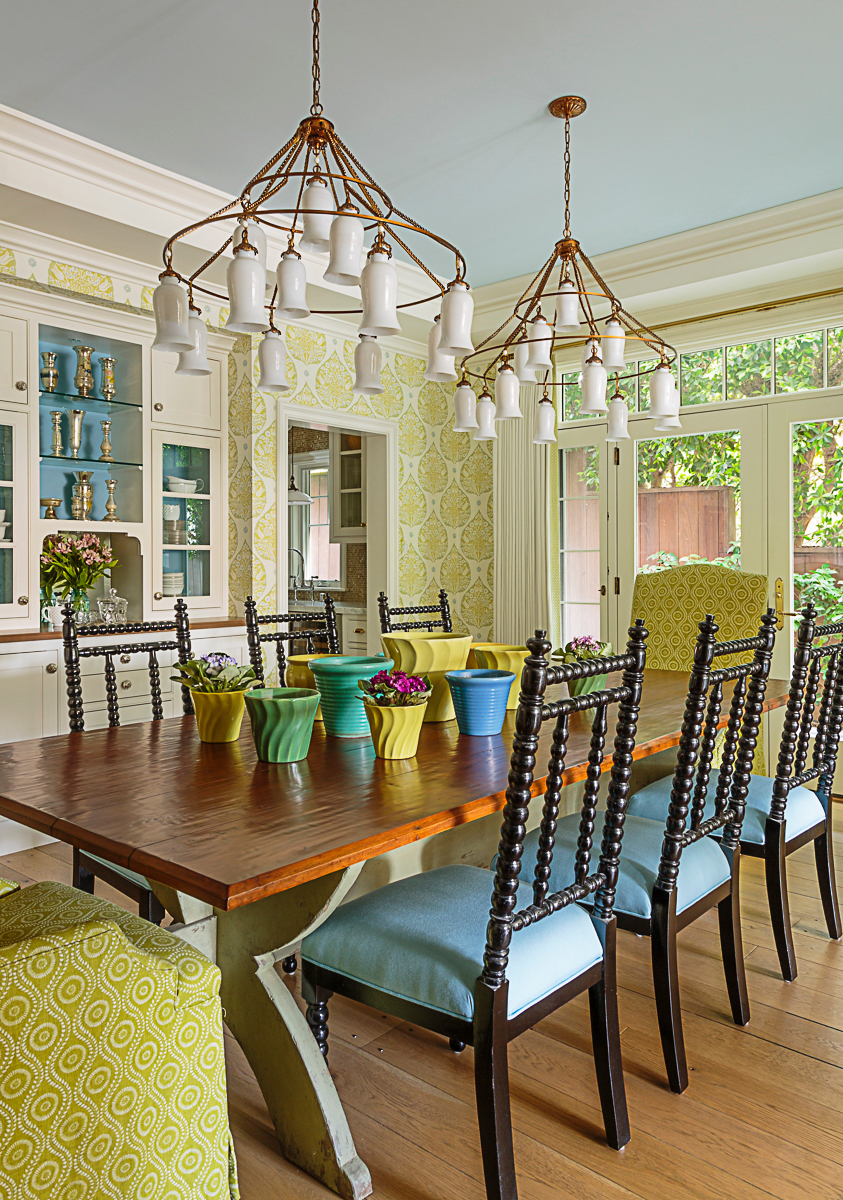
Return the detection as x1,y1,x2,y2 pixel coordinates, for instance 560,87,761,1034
0,880,239,1200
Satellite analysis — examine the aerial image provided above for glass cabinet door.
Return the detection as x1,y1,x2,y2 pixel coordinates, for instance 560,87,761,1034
328,432,367,542
151,429,221,613
0,409,29,622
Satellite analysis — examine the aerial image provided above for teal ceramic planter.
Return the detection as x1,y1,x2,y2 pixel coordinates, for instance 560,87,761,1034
445,669,516,736
245,687,320,763
310,656,393,737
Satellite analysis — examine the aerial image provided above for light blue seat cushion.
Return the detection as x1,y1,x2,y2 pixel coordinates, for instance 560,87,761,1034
300,864,603,1021
627,774,825,845
518,813,731,921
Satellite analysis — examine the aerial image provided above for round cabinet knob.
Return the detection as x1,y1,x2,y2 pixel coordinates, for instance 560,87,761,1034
15,380,26,391
153,403,164,412
120,654,131,664
121,680,132,690
17,596,28,606
154,591,163,601
45,663,57,674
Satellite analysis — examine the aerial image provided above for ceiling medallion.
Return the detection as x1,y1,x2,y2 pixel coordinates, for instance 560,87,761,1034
151,0,471,399
459,96,680,445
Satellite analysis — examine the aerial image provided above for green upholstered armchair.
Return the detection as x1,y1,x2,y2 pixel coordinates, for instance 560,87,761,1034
631,563,769,772
0,879,238,1200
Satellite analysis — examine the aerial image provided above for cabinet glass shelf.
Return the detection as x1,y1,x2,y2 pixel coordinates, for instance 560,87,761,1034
40,456,142,470
39,391,141,413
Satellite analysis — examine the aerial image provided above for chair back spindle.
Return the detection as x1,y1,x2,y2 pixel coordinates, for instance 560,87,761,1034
480,621,648,993
377,589,453,633
244,594,339,683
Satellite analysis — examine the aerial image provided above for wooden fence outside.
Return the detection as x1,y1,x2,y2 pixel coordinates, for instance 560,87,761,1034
637,485,736,569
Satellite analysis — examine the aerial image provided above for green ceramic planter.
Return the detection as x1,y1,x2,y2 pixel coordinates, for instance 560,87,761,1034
310,655,393,737
245,687,320,763
568,673,608,697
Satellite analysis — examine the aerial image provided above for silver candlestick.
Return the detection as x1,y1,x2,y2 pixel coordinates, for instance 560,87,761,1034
50,410,63,457
103,478,119,522
68,409,85,459
99,419,113,462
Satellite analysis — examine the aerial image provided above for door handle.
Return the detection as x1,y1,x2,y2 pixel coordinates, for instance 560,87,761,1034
774,578,797,631
600,585,607,596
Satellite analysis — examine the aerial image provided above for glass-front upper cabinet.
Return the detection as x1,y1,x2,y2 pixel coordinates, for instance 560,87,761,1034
328,431,367,542
0,409,30,623
151,429,222,614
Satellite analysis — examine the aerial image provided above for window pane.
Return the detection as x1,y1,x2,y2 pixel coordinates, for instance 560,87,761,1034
637,431,741,572
792,419,843,627
680,349,723,406
827,327,843,388
726,342,771,399
637,360,676,413
561,603,601,644
559,445,601,647
563,371,585,421
609,363,637,410
775,331,823,393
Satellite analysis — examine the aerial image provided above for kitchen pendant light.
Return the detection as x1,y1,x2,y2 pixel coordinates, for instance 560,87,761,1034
151,0,469,356
459,94,678,445
288,426,312,506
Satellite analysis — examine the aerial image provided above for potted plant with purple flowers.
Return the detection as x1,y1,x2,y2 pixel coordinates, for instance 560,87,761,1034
553,635,613,696
171,652,257,742
358,669,432,759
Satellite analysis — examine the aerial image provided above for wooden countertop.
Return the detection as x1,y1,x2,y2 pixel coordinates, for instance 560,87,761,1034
0,618,246,645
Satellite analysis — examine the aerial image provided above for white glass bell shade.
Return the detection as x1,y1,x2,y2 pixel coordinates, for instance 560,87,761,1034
424,317,457,382
226,247,269,333
299,176,333,253
602,318,626,370
580,360,609,414
554,279,580,333
175,309,211,375
438,282,474,355
258,330,290,392
473,391,497,440
359,252,402,336
513,339,537,383
152,274,192,352
453,382,478,432
275,251,310,319
233,218,267,269
606,397,630,441
581,337,602,368
653,412,682,431
525,316,553,370
288,478,313,505
353,335,383,395
495,364,522,419
648,365,676,417
533,399,557,444
324,209,364,286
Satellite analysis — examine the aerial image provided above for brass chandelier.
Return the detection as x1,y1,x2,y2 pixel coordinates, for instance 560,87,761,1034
454,96,679,445
151,0,472,397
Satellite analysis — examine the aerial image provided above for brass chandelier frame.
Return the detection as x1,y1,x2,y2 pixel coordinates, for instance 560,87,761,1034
461,96,676,395
158,0,467,322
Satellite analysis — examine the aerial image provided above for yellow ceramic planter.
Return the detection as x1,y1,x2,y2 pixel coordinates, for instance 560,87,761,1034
285,653,343,721
380,631,473,722
472,644,529,709
191,690,246,743
364,702,427,759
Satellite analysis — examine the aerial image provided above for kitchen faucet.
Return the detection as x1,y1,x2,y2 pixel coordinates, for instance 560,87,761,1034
289,547,306,602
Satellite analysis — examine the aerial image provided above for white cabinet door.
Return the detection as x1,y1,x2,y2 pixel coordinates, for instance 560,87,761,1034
0,649,60,743
0,310,29,405
0,408,30,625
151,350,222,431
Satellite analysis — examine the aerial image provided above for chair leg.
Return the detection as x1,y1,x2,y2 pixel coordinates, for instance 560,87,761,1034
449,1038,466,1053
651,888,688,1094
718,852,750,1026
72,848,95,895
588,919,630,1150
139,887,166,927
765,819,797,982
814,823,842,941
473,982,517,1200
302,976,332,1062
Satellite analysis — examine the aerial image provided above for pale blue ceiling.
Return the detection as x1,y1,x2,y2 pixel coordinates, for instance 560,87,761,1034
2,0,842,286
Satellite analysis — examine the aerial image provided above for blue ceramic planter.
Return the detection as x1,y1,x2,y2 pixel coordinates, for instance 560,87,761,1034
444,669,516,736
310,655,393,737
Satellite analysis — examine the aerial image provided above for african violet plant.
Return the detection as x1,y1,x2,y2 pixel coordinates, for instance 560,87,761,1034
555,634,613,662
358,669,431,708
171,652,257,694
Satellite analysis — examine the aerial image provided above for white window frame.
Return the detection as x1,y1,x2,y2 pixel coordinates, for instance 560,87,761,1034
289,448,347,591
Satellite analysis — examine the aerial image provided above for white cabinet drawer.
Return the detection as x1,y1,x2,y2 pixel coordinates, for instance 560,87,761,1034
342,614,368,653
82,698,169,730
77,647,175,703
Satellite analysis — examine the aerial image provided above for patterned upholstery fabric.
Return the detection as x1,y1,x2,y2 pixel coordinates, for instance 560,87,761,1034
0,881,238,1200
631,564,769,772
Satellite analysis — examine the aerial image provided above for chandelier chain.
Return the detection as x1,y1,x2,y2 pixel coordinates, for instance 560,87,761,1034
311,0,322,116
563,117,571,238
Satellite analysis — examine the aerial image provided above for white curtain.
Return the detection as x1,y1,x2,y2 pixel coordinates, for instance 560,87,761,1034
493,384,562,648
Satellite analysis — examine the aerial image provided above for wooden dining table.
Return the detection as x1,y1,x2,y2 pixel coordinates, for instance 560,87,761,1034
0,668,790,1199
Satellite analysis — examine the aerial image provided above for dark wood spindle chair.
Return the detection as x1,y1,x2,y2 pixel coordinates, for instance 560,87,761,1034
377,588,452,633
300,623,648,1200
62,598,193,924
528,610,777,1094
631,601,842,982
244,593,339,685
